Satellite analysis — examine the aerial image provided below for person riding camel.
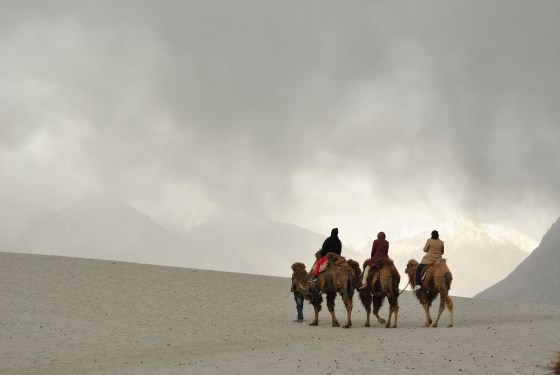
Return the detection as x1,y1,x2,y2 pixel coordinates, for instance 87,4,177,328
415,230,444,289
359,231,389,289
310,228,342,282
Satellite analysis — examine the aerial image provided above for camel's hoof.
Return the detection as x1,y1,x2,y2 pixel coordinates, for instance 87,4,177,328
332,322,340,327
391,325,397,328
378,319,386,325
447,324,453,328
343,324,350,329
385,322,390,328
309,322,318,326
431,324,438,328
364,323,370,328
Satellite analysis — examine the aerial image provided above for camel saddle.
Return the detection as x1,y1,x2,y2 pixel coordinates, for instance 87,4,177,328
368,258,395,285
318,253,347,274
420,264,431,283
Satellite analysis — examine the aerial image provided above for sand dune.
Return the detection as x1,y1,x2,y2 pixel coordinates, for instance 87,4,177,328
1,252,559,375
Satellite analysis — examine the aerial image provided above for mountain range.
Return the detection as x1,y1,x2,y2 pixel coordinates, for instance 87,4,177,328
10,193,186,267
9,193,361,276
475,216,560,305
10,193,554,299
180,212,364,276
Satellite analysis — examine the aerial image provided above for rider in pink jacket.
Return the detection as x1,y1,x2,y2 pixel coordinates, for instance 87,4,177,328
369,231,389,266
359,231,389,289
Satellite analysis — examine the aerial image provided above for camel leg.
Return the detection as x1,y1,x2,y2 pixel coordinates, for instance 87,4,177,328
342,297,353,329
385,300,393,328
309,301,320,326
386,295,398,328
326,293,340,327
432,296,446,328
372,296,386,325
422,303,432,327
364,306,371,327
392,303,399,328
359,290,372,327
446,296,454,328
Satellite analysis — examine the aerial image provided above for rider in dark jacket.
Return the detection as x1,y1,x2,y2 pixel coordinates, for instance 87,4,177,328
312,228,342,280
320,228,342,257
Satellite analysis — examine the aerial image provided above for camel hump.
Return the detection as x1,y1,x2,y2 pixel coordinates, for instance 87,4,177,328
326,252,344,262
291,262,307,272
346,259,361,277
347,259,360,269
432,258,450,272
374,257,394,269
322,253,350,272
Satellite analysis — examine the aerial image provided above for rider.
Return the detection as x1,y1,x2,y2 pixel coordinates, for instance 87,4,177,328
359,231,389,289
415,230,444,288
310,228,342,282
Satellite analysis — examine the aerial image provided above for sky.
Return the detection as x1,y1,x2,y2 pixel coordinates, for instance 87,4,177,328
1,1,559,249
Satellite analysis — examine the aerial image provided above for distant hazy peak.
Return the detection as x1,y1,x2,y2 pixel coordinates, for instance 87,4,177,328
393,216,538,253
59,191,142,217
72,191,128,204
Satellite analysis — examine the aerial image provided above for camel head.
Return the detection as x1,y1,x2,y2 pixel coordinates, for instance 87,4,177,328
291,262,308,293
405,259,419,286
405,259,418,273
291,262,307,272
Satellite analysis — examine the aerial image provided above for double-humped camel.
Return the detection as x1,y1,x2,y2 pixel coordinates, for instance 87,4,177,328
291,252,355,328
349,258,400,328
405,259,454,327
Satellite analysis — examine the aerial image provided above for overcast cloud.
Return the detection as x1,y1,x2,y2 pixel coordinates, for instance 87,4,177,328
1,0,559,246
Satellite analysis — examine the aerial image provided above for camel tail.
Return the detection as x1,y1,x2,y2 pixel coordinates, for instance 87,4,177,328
423,272,433,289
445,272,453,290
347,278,355,300
393,275,400,298
359,288,372,309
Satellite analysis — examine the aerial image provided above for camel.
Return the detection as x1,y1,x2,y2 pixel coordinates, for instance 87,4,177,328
291,252,355,328
348,258,400,328
404,259,454,328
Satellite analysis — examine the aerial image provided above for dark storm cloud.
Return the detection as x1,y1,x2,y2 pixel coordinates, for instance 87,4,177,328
391,1,560,211
1,0,559,240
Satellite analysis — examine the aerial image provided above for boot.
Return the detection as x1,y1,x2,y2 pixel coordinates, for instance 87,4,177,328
358,265,371,289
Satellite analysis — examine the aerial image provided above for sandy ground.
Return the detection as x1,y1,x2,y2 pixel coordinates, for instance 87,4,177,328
1,252,559,375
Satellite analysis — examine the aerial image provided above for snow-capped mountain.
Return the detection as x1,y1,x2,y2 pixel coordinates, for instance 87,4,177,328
368,217,538,297
476,216,560,305
434,217,537,253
